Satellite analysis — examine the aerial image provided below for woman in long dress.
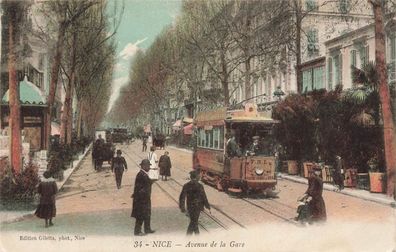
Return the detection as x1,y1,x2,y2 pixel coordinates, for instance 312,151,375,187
159,151,172,181
35,171,58,227
147,146,158,180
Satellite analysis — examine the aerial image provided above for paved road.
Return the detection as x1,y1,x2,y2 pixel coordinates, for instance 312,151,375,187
1,141,395,252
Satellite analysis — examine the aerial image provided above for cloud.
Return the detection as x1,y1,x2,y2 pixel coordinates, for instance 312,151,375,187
107,76,129,113
119,38,147,60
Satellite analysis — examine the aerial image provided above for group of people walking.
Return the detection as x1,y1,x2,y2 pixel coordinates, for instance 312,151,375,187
34,137,326,232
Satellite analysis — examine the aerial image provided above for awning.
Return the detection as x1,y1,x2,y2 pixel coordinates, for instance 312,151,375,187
183,117,193,123
183,123,193,135
2,75,46,106
172,120,181,131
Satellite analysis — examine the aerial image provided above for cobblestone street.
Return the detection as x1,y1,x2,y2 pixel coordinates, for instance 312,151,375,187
1,141,395,251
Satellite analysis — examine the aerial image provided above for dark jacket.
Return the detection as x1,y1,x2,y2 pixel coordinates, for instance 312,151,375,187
131,170,152,219
38,180,58,205
111,156,127,172
159,155,172,176
226,138,241,158
179,180,210,213
306,175,327,222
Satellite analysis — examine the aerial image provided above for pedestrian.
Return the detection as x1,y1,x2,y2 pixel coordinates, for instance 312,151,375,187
304,166,327,223
35,171,58,228
142,134,148,152
159,151,172,181
131,159,155,236
147,146,159,180
111,149,128,189
332,155,345,191
179,170,211,235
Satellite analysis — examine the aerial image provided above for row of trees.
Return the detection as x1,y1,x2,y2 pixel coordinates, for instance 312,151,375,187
1,0,121,174
110,0,395,196
109,0,295,125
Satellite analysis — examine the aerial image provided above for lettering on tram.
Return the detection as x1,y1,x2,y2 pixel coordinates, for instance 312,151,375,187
194,103,279,196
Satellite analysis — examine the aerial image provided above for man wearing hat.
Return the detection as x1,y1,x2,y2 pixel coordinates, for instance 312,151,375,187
304,165,327,222
179,170,210,235
111,149,128,189
131,159,155,236
246,136,261,156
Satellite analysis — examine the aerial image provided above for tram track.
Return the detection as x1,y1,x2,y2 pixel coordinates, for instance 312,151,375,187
119,144,227,232
117,143,299,229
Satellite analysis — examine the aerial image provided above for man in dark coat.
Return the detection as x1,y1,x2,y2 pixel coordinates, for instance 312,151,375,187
111,149,128,189
131,159,155,236
159,151,172,181
332,155,344,191
305,166,327,222
225,132,241,175
179,170,211,235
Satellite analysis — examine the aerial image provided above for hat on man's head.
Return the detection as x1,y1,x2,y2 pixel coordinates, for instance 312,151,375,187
116,149,122,155
43,171,52,179
140,159,151,166
252,136,260,140
189,170,199,179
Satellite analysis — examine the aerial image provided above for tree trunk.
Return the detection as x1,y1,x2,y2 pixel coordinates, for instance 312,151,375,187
7,10,22,173
45,23,66,150
295,0,303,94
60,79,72,144
76,100,83,138
61,32,77,145
372,0,396,198
220,52,229,107
244,58,251,100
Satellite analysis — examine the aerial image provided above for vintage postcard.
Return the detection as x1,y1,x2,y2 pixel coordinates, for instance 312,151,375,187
0,0,395,251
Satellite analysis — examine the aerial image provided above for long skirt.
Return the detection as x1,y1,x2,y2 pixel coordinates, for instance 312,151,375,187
35,203,56,219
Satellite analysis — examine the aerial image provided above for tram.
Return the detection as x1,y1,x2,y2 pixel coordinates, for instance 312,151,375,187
194,103,278,195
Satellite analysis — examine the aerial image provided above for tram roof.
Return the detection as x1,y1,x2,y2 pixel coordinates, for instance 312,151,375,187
195,106,278,126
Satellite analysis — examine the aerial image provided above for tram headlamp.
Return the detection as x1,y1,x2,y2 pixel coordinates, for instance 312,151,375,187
255,167,264,176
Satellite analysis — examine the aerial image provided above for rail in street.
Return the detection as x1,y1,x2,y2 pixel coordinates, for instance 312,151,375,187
117,142,300,231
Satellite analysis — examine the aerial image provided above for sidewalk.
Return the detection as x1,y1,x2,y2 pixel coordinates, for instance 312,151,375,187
0,144,92,225
168,144,396,208
278,173,396,208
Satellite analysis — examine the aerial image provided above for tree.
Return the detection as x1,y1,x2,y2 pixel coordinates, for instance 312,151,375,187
369,0,396,198
1,1,30,174
37,0,97,149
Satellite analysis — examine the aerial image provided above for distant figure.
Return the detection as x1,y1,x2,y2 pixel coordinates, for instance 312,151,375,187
159,151,172,181
179,170,210,235
147,146,158,180
111,149,128,189
35,171,58,228
131,159,155,236
246,136,260,156
305,166,327,223
142,134,148,152
226,132,242,158
225,132,241,175
333,155,344,191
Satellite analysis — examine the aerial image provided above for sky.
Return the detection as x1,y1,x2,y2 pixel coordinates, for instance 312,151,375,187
107,0,182,112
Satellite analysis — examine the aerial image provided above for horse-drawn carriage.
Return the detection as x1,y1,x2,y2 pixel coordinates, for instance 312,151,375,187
153,134,165,149
92,133,115,170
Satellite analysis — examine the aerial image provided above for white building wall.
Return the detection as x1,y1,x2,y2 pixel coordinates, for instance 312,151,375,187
325,21,396,90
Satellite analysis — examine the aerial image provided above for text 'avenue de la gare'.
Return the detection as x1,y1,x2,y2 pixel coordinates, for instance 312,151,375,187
133,240,245,248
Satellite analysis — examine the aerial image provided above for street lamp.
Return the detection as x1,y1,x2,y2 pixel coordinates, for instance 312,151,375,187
273,86,285,101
